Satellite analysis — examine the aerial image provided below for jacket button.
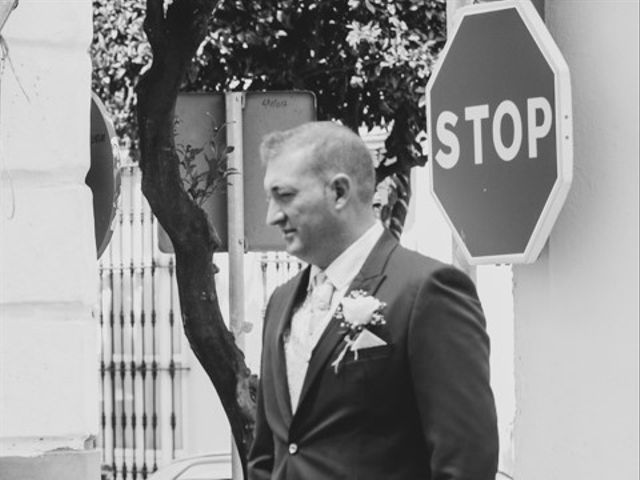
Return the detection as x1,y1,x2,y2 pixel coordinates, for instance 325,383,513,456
288,443,298,455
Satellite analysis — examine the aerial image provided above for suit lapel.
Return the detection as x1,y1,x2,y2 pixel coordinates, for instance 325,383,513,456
272,266,311,425
295,229,399,414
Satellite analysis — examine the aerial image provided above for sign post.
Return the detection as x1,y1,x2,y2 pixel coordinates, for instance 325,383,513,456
154,91,315,478
223,92,315,480
226,92,247,480
426,0,572,264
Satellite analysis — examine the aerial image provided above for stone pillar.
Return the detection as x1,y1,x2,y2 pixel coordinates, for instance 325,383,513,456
0,1,100,479
512,1,639,479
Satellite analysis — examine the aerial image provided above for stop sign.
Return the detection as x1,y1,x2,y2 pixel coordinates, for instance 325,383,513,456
426,0,572,264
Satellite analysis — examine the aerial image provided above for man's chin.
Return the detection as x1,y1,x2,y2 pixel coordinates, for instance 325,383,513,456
283,241,306,262
284,243,300,257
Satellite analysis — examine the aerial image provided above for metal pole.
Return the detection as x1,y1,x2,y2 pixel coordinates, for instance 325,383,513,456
225,92,246,480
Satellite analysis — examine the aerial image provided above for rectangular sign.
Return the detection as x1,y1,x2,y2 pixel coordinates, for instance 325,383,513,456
242,91,316,251
158,91,316,253
158,93,227,253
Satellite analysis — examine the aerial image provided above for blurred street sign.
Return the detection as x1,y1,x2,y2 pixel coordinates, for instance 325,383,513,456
87,93,121,258
158,91,316,254
242,91,316,250
157,93,227,253
426,0,572,264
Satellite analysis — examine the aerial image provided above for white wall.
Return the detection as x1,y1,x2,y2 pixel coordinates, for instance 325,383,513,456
513,1,639,479
0,0,99,477
404,165,517,475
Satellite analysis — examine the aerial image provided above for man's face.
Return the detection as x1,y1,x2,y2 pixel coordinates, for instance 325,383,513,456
263,147,339,267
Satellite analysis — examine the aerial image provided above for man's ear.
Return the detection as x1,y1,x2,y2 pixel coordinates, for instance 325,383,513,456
329,174,352,209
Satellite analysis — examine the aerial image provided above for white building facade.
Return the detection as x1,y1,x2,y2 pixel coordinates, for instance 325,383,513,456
0,1,100,479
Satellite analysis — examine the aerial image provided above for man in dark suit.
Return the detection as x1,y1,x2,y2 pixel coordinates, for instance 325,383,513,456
249,121,498,480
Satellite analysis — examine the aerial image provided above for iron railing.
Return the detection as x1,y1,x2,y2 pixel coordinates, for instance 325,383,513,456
98,165,302,480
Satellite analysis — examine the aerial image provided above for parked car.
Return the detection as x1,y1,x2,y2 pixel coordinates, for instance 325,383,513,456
147,453,231,480
147,453,512,480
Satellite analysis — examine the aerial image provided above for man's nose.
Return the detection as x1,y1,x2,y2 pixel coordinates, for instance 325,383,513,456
265,199,285,226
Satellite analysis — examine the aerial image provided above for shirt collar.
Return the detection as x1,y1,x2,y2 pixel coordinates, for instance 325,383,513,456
310,222,384,292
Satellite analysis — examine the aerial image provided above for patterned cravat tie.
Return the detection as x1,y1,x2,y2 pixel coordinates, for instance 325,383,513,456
308,270,334,318
285,270,335,411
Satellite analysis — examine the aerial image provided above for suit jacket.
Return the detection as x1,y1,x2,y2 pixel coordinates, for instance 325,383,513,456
248,230,499,480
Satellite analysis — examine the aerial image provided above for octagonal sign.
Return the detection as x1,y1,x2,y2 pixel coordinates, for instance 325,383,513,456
426,0,572,264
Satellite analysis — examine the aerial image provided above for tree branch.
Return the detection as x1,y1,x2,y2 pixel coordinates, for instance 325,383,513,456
136,1,256,476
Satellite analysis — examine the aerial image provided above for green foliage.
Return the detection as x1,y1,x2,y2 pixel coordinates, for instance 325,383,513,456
176,120,236,206
92,0,446,171
91,0,150,153
191,0,446,171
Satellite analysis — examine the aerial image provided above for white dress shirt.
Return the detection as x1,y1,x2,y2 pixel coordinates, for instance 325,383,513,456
284,221,384,411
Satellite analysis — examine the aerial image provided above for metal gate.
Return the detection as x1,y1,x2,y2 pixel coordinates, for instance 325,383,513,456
98,165,302,480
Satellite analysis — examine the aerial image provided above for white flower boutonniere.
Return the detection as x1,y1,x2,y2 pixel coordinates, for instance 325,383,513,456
331,290,387,373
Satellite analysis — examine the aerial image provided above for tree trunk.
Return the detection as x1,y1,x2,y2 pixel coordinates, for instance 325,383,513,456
386,169,412,239
374,105,417,237
135,0,255,476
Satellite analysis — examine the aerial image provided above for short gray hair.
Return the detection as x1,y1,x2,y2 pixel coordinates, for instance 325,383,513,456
260,121,376,204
